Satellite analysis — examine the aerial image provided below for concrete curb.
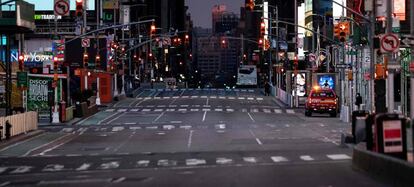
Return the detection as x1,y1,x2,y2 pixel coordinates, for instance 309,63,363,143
352,145,414,187
0,130,44,150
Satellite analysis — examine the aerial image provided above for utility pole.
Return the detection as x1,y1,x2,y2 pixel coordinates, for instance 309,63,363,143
410,0,414,119
294,0,298,107
386,0,394,113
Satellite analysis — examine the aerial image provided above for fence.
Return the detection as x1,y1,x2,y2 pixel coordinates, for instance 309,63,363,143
0,112,38,138
276,88,294,107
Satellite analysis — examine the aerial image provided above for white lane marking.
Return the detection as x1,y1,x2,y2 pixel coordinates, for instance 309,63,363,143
182,96,190,99
215,108,223,112
154,109,164,112
180,125,192,129
23,133,72,157
105,109,115,112
191,108,200,112
206,97,209,106
210,96,217,99
263,109,271,113
98,112,120,125
202,108,211,112
112,177,126,183
163,125,175,130
285,124,290,128
186,159,206,166
286,109,295,114
76,163,91,171
247,112,255,122
169,105,177,107
256,98,264,101
112,126,125,132
300,155,314,161
146,126,158,130
130,109,139,112
10,166,33,174
251,108,259,113
172,96,179,99
178,108,187,112
158,159,177,167
158,105,166,107
238,97,245,100
187,130,194,148
229,97,235,100
106,113,126,124
144,97,152,100
247,97,254,100
215,124,226,129
129,126,141,130
249,129,262,145
153,112,165,122
38,133,75,156
219,96,226,99
271,156,289,162
61,128,74,133
154,97,161,100
203,105,211,107
241,109,248,112
142,109,151,112
0,182,10,187
274,109,282,114
157,132,166,135
216,158,233,165
166,109,176,112
180,105,189,107
243,157,257,163
327,154,351,160
124,122,136,125
99,161,120,169
191,96,199,99
137,160,150,167
170,121,182,124
117,109,127,112
241,89,247,92
0,167,7,174
248,90,254,92
163,97,171,99
202,111,207,122
201,96,208,99
135,99,147,107
146,105,155,108
226,108,234,112
193,105,201,107
43,164,64,172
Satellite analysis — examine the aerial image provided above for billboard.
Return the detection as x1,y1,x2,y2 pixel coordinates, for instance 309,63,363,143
28,77,52,120
237,65,257,86
292,73,307,97
317,74,335,89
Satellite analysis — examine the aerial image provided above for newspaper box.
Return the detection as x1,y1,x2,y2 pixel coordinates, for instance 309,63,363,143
374,113,407,160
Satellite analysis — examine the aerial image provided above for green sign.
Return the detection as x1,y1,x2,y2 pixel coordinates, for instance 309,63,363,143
17,72,28,87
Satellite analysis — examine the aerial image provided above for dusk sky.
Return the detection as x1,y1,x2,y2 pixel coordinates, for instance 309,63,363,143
185,0,244,28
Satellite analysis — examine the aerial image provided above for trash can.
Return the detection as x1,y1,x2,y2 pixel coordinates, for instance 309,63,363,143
352,110,370,144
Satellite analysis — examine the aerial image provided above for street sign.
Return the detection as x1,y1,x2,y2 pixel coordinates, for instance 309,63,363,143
54,0,69,16
335,64,351,69
380,33,400,53
81,38,90,48
17,72,28,88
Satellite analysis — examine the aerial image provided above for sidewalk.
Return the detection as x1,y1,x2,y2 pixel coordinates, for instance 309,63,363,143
0,129,44,150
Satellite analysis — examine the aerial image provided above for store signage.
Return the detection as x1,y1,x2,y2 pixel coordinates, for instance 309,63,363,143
34,14,62,20
11,52,53,63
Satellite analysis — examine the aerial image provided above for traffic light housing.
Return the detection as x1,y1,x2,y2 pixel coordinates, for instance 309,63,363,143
185,34,190,45
53,56,58,81
338,21,350,43
83,52,89,68
76,0,83,17
246,0,255,11
258,39,263,49
150,22,156,37
220,37,227,48
374,79,386,113
18,54,24,71
95,55,101,69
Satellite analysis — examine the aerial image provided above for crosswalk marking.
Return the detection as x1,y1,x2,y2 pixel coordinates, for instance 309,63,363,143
158,105,166,108
129,127,142,130
166,109,176,112
256,98,264,101
238,97,245,100
61,128,74,133
229,97,235,100
178,109,187,112
180,105,189,107
300,155,314,161
146,126,158,130
216,158,233,165
210,96,217,99
200,96,208,98
215,124,226,129
219,96,226,99
274,109,282,114
170,121,182,124
191,96,199,98
271,156,289,162
118,109,127,112
163,125,175,130
158,160,177,167
180,125,192,129
186,159,206,166
0,167,7,174
263,109,271,113
142,109,151,112
147,105,155,108
251,109,259,113
10,166,32,174
169,105,177,107
202,108,211,111
286,109,295,114
105,109,115,112
154,109,163,112
327,154,351,160
130,109,139,112
99,162,119,170
182,96,189,98
243,157,257,163
226,109,234,112
163,97,170,99
76,163,91,171
112,127,124,132
191,109,200,112
137,160,150,167
215,108,223,112
124,122,136,125
247,97,254,100
43,164,64,172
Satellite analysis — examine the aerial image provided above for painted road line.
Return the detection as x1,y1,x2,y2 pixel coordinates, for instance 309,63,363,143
327,154,351,160
130,109,139,112
203,105,211,107
215,124,226,129
112,126,125,132
271,156,289,162
286,109,295,114
248,89,254,92
172,96,179,99
186,159,206,166
61,128,74,133
219,96,226,99
202,108,211,112
215,108,223,112
105,109,115,112
247,97,254,100
201,96,208,99
142,109,151,112
76,163,91,171
274,109,282,114
0,182,10,187
210,96,217,99
106,113,126,124
154,109,164,112
0,167,7,174
146,126,158,130
226,108,234,112
117,109,127,112
170,121,182,124
154,97,161,99
247,113,255,122
137,160,150,167
129,127,142,130
43,164,64,172
256,98,264,101
166,109,176,112
144,97,152,100
180,125,192,130
238,97,245,100
229,97,235,100
191,96,199,99
249,129,262,145
251,109,259,113
99,161,120,170
9,166,32,174
180,105,189,107
243,157,257,163
202,111,207,122
124,122,136,125
191,108,200,112
98,112,120,124
178,109,187,112
147,105,155,108
38,133,77,156
206,98,209,106
169,105,177,107
158,105,166,108
241,109,248,113
163,125,175,130
263,109,271,113
193,105,201,107
158,160,177,167
187,130,194,148
216,158,233,165
300,155,314,161
135,99,147,107
182,96,190,99
22,133,72,157
163,97,171,99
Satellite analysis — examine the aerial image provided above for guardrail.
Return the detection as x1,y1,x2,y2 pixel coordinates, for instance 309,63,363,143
0,112,38,139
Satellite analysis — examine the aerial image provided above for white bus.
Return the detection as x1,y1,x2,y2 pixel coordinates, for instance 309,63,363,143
236,65,257,86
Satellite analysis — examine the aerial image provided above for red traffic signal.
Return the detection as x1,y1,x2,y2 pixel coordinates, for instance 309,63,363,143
83,53,89,68
150,23,156,37
260,21,266,36
18,55,24,71
246,0,255,11
95,55,101,68
76,0,83,17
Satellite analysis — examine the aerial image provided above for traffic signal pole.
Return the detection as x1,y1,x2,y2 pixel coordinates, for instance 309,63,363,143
410,0,414,119
385,0,394,113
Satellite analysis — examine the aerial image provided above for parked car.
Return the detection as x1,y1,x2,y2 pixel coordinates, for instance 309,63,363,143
305,87,338,117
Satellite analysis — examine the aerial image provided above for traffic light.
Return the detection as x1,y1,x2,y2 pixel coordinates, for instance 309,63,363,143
95,55,101,69
334,23,340,39
246,0,255,11
83,52,89,68
53,56,58,81
374,79,386,113
220,37,227,48
18,54,24,71
260,21,265,37
185,34,190,45
258,39,263,49
150,22,156,37
338,21,350,43
75,0,83,17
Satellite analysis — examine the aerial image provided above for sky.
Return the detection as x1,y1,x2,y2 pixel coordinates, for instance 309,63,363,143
185,0,244,28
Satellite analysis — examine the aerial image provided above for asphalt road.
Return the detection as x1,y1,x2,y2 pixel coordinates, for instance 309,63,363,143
0,88,387,186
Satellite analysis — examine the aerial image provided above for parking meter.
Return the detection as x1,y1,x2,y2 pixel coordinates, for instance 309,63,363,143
374,113,407,160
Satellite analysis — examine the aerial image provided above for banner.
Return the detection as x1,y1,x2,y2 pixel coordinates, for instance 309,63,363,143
28,77,52,120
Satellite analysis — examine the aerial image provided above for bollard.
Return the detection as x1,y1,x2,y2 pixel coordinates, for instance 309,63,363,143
0,125,3,141
5,120,11,140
